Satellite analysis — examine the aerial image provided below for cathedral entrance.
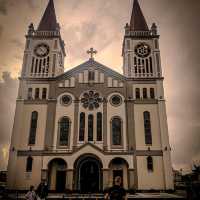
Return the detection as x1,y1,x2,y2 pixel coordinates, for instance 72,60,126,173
75,155,103,193
48,158,67,192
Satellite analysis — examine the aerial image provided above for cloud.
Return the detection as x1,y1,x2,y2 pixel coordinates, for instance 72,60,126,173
0,71,18,169
10,38,24,49
0,0,7,15
0,25,3,37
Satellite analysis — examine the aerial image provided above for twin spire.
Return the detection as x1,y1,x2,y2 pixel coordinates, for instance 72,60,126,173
37,0,149,32
130,0,149,31
37,0,58,31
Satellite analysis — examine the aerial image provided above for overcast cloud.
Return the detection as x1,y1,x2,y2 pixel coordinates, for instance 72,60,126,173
0,0,199,172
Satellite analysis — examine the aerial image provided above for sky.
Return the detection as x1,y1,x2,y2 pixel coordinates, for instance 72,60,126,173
0,0,200,173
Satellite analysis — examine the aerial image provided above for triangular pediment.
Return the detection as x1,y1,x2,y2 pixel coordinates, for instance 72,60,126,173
57,59,125,81
74,143,104,155
56,59,126,88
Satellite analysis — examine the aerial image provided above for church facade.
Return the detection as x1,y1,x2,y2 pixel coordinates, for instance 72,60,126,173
7,0,174,192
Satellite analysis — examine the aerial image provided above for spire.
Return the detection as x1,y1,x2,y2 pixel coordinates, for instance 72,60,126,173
130,0,149,31
37,0,58,31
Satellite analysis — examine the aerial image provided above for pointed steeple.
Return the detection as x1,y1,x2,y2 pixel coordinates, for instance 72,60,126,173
130,0,149,31
37,0,58,31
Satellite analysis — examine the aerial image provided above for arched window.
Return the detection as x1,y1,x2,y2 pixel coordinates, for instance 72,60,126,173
88,71,95,81
112,117,122,146
88,114,94,141
143,88,147,99
26,156,33,172
42,88,47,99
149,57,153,74
147,156,153,171
150,88,155,99
28,111,38,145
136,88,140,99
97,112,102,141
143,111,152,145
35,88,40,99
79,113,85,141
59,117,70,146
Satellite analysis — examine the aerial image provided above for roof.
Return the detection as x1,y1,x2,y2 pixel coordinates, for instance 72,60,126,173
130,0,149,31
37,0,58,31
57,59,125,81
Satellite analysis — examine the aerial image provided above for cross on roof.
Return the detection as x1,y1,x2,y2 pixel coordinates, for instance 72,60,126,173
87,48,97,60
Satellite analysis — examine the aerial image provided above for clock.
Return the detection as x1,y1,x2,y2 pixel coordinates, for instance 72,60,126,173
135,43,151,58
34,43,50,58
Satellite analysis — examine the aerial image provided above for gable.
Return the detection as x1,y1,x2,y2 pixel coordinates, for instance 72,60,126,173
56,59,126,88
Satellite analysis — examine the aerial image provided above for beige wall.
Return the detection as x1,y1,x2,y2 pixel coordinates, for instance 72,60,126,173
137,156,165,190
107,93,127,151
134,104,162,150
53,92,75,150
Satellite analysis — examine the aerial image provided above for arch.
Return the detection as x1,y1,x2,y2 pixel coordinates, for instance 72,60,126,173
88,114,94,141
48,158,67,192
150,88,155,99
42,88,47,99
108,157,129,187
74,154,103,193
143,88,147,99
58,116,71,146
35,88,40,99
143,111,152,145
111,116,123,146
135,88,140,99
97,112,103,141
28,111,38,145
79,112,85,141
147,156,153,171
26,156,33,172
108,157,129,169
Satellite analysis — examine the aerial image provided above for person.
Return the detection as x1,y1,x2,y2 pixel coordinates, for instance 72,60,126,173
36,181,48,200
105,176,127,200
25,186,37,200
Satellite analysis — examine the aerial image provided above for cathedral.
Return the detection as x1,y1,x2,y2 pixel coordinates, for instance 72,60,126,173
7,0,174,192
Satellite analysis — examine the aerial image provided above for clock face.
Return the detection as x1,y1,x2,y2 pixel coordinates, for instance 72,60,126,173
34,43,50,58
135,43,151,58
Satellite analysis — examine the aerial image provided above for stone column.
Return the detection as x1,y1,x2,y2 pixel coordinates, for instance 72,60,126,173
44,100,57,149
44,81,57,150
73,100,79,149
128,169,135,189
103,169,109,190
103,100,108,150
66,169,74,190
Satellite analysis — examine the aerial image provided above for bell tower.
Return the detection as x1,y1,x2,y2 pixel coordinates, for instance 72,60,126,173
21,0,66,78
122,0,162,78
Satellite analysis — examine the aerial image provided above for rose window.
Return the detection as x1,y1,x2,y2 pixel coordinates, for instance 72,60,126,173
81,91,102,110
135,43,151,58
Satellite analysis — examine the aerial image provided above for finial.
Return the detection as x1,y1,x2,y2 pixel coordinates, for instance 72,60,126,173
28,23,35,35
151,23,158,35
87,48,97,60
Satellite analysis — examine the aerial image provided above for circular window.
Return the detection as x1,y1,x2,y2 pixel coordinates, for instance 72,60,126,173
135,43,151,58
81,91,102,110
61,95,72,106
111,95,122,106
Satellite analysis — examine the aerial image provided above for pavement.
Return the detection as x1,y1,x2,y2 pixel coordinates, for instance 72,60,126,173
0,192,186,200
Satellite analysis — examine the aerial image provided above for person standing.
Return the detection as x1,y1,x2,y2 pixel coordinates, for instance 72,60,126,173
36,181,48,200
25,186,37,200
105,176,127,200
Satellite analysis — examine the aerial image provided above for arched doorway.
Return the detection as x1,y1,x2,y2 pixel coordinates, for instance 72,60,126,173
108,158,129,188
48,158,67,192
74,155,103,193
